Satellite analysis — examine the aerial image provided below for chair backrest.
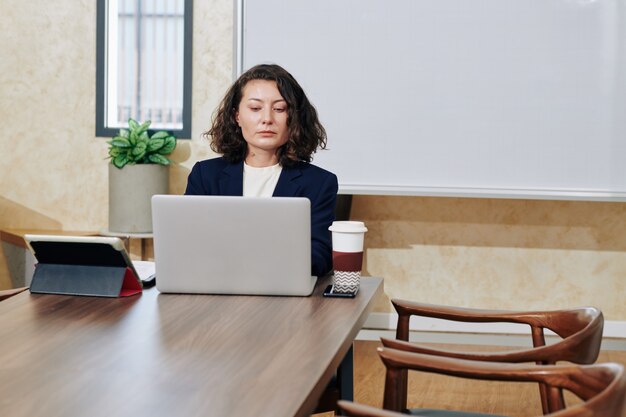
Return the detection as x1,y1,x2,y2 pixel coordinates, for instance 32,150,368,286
391,300,604,365
340,349,626,417
518,307,604,365
386,302,605,414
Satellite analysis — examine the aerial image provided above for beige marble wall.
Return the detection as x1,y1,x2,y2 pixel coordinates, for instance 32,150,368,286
354,196,626,319
0,0,227,287
0,0,228,229
1,0,625,321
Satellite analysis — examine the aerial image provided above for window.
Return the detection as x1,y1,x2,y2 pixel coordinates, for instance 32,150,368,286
96,0,192,138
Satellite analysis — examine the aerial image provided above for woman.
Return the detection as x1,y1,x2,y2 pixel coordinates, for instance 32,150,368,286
185,64,338,277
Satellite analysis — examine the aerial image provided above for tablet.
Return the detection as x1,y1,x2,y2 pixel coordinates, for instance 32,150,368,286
25,235,136,272
24,235,142,296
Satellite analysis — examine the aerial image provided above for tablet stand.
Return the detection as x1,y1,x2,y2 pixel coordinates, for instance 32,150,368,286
30,264,142,297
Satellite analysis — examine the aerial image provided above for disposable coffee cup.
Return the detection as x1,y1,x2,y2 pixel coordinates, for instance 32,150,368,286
328,221,368,294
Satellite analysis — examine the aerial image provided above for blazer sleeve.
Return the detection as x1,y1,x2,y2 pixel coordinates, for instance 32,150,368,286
185,162,208,195
310,171,338,277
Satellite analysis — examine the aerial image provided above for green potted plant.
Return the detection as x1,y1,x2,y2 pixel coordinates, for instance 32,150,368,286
107,119,176,168
107,119,177,234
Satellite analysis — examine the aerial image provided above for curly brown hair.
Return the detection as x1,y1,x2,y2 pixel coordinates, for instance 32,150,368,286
204,64,327,167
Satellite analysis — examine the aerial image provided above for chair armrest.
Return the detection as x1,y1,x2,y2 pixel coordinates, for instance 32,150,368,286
380,337,546,363
338,400,404,417
379,346,540,380
391,299,541,324
378,346,619,389
377,347,625,415
390,300,603,364
391,298,547,344
0,287,28,301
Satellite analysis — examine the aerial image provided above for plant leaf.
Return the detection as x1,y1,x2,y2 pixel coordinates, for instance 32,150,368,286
110,137,131,148
118,129,129,139
158,136,176,155
132,141,147,156
126,148,136,161
138,120,151,135
150,130,169,140
148,153,170,165
147,138,165,152
113,154,129,168
128,118,140,131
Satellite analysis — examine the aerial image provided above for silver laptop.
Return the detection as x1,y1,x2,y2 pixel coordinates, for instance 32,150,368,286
151,195,316,296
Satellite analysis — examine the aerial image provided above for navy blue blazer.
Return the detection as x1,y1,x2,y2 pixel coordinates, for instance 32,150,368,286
185,157,338,276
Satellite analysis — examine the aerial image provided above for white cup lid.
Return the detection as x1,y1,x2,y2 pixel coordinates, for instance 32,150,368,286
328,221,368,233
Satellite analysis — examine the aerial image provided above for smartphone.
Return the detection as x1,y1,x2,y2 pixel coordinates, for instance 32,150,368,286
322,284,358,298
142,274,157,288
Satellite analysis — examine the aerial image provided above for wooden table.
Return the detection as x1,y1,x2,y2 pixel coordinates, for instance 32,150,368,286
0,276,382,417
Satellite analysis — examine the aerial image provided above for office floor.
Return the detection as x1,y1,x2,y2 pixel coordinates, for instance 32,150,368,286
314,340,626,417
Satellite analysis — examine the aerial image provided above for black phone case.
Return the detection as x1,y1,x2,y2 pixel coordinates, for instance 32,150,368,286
322,284,357,298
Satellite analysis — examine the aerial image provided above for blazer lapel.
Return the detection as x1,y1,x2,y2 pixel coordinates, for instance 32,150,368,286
273,165,302,197
219,161,244,196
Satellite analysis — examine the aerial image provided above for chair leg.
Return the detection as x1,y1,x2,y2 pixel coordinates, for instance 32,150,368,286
546,386,565,414
395,314,410,411
383,367,406,412
530,326,550,414
538,383,549,415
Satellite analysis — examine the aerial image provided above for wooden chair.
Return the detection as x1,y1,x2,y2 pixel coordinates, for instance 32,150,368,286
338,349,626,417
0,287,27,301
382,301,604,414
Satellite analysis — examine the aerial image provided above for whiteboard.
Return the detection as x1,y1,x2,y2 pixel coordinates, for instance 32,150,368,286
236,0,626,200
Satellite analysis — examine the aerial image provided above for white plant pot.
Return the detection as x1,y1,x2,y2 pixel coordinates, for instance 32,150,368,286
108,164,168,233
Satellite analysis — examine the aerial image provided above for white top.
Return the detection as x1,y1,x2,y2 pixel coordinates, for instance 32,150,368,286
243,162,283,197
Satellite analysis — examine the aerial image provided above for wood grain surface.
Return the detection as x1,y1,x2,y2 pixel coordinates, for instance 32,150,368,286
0,276,382,417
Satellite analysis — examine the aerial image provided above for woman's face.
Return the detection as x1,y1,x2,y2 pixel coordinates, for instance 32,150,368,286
236,79,289,160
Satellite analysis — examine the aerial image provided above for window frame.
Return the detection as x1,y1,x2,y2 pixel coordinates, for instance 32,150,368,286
95,0,193,139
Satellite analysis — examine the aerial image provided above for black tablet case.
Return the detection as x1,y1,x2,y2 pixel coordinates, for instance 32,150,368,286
29,240,142,297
